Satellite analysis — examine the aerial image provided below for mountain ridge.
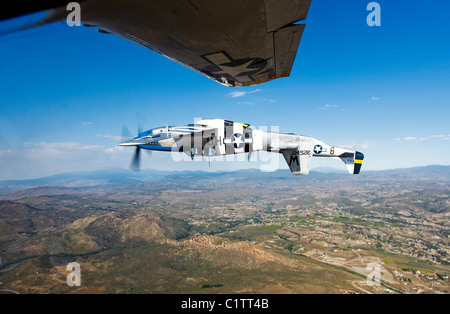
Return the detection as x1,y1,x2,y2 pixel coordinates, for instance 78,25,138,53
0,165,448,195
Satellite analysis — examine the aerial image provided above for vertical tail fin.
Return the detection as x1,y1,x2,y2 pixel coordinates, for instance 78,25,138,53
280,147,313,175
339,151,364,174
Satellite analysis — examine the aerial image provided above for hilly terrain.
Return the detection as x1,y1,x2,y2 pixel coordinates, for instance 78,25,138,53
0,166,448,294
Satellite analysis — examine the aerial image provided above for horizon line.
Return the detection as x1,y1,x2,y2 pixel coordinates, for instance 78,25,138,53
1,164,449,182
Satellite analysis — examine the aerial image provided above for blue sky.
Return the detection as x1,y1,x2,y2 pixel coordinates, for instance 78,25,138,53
1,0,450,179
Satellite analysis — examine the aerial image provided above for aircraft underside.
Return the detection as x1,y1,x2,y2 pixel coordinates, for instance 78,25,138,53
119,118,364,175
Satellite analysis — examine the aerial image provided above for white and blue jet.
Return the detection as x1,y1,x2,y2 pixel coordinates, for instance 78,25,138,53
118,118,364,175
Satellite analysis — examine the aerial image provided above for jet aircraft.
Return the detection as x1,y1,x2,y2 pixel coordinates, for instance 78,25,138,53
118,118,364,175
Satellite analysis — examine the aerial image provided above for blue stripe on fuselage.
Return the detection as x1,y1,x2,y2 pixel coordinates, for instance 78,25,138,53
139,144,173,151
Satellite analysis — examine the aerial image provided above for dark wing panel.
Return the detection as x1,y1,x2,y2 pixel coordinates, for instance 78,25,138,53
0,0,74,21
273,24,305,81
264,0,311,32
26,0,311,87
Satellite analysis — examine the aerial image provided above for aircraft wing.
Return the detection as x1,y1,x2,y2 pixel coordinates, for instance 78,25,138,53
2,0,311,87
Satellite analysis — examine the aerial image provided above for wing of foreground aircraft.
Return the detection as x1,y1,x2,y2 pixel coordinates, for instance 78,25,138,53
1,0,311,87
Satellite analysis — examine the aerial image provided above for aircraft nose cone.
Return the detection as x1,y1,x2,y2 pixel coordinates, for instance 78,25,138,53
118,141,134,146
